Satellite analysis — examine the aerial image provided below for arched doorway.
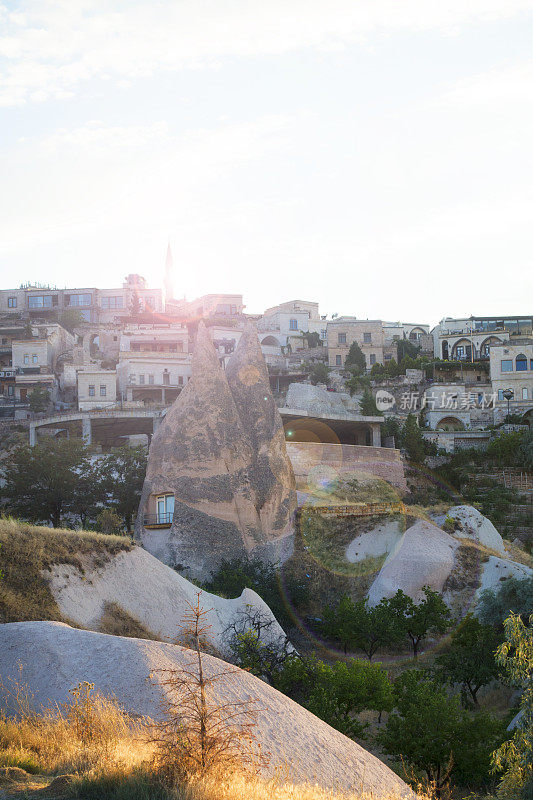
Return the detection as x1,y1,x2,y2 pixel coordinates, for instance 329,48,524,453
479,336,502,358
435,416,465,431
451,339,472,361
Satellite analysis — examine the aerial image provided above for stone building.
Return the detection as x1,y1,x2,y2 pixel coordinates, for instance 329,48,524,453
77,368,117,411
432,314,533,361
0,275,164,324
327,318,386,369
490,338,533,423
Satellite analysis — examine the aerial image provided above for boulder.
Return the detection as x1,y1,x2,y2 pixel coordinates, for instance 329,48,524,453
284,383,359,417
367,520,459,605
0,622,413,797
446,505,506,554
476,555,532,598
226,323,296,561
47,546,288,657
136,322,295,579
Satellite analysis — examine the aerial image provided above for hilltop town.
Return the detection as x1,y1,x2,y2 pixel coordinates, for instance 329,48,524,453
1,249,531,443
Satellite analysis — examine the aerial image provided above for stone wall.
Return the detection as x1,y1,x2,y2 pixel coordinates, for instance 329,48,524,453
286,441,407,491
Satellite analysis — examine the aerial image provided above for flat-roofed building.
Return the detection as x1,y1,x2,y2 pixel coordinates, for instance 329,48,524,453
0,275,164,324
327,318,386,369
77,368,117,411
116,323,191,405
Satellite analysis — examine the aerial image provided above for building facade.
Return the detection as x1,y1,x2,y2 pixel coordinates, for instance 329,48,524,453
326,318,386,369
0,275,164,324
489,338,533,423
77,368,117,411
116,324,191,405
432,315,533,361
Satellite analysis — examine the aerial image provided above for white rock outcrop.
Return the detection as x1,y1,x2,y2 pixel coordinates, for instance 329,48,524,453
446,505,506,555
367,520,459,605
46,546,286,656
0,622,413,797
284,383,360,417
476,555,532,598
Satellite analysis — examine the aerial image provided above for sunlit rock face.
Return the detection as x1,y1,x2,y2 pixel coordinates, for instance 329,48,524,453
135,321,295,579
225,322,297,557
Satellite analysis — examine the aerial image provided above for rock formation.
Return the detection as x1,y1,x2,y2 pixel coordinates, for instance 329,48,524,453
47,546,288,657
225,323,296,558
446,505,506,554
367,520,459,605
135,322,296,578
0,622,414,796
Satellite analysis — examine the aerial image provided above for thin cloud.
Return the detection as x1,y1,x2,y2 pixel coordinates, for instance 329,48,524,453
2,0,533,106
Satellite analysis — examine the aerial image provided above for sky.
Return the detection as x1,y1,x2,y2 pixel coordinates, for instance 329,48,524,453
1,1,533,326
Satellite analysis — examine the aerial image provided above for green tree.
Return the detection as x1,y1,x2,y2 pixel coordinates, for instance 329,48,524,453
385,357,401,377
379,670,504,797
0,438,94,528
384,587,450,658
309,361,330,385
492,613,533,799
28,385,50,413
345,341,366,374
100,445,147,532
59,307,87,332
370,362,387,378
519,428,533,469
478,577,533,629
276,655,393,739
488,431,526,467
360,387,382,416
402,413,426,462
95,508,124,535
205,556,309,627
301,331,321,348
129,291,142,317
397,339,421,362
434,613,501,706
322,596,400,660
345,372,370,396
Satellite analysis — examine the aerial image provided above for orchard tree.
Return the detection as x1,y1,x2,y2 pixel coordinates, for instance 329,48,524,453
275,655,393,739
0,438,94,527
345,341,366,374
384,587,450,658
434,613,501,706
379,670,503,798
322,596,399,660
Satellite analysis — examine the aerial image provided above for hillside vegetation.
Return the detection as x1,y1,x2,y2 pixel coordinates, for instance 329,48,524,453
0,517,132,624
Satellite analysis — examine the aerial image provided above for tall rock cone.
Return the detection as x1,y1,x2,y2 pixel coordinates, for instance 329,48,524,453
226,322,296,560
135,321,264,579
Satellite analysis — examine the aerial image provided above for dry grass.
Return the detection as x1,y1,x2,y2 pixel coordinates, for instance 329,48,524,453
99,601,160,641
0,516,131,623
0,678,430,800
0,676,148,778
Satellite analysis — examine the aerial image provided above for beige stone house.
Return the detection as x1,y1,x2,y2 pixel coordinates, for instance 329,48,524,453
77,368,117,411
327,318,386,369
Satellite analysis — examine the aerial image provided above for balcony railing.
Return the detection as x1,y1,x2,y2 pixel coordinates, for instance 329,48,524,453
143,512,173,528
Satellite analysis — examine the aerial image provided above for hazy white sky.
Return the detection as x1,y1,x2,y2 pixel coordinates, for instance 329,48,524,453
1,0,532,325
